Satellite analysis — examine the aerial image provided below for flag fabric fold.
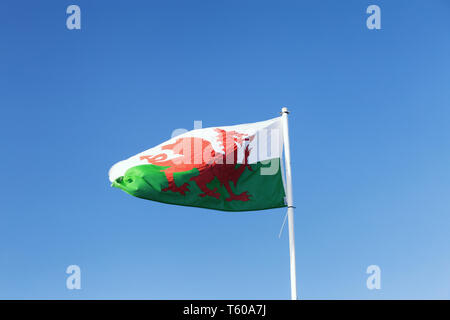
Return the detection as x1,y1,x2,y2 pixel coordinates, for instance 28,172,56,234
109,117,286,211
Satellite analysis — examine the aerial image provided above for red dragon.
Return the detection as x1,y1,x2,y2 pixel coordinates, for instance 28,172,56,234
139,128,254,202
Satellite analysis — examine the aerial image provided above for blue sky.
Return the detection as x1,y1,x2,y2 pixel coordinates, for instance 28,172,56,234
1,0,449,299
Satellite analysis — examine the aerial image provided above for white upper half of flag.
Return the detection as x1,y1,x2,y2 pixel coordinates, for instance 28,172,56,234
109,116,284,182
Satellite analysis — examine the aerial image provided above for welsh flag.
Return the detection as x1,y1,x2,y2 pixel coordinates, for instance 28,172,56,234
109,117,287,211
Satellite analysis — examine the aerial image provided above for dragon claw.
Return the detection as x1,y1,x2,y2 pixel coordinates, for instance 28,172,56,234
199,188,220,199
226,191,251,202
162,182,190,195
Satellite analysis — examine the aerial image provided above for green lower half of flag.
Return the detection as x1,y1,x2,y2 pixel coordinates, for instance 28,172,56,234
112,159,286,211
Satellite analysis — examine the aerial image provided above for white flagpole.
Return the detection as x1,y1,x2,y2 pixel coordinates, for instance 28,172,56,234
281,107,298,300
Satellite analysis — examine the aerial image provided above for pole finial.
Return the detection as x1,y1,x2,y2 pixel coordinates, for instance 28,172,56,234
281,107,290,114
